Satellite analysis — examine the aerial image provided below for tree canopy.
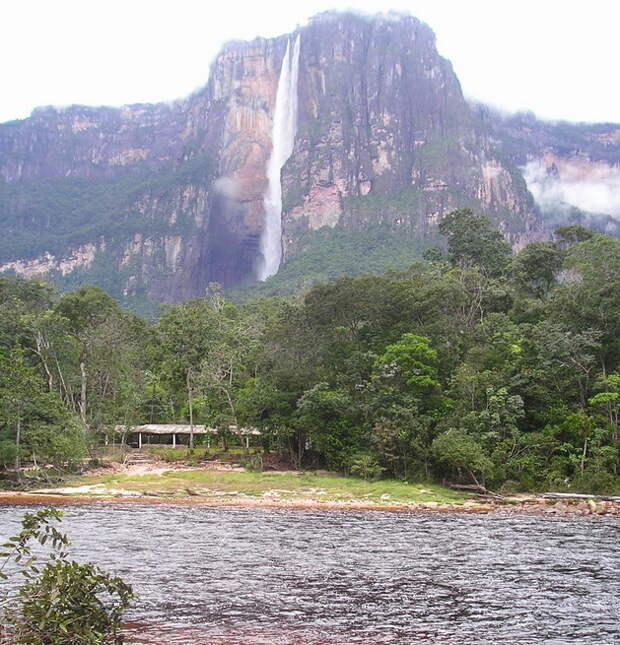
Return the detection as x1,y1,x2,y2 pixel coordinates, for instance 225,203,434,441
0,213,618,493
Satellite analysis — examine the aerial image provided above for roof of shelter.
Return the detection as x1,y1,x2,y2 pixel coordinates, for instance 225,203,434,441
112,424,261,436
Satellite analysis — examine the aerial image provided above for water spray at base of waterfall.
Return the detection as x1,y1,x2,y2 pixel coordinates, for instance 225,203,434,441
257,35,301,281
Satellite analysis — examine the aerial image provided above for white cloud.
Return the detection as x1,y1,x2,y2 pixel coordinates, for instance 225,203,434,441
1,0,619,124
523,158,620,219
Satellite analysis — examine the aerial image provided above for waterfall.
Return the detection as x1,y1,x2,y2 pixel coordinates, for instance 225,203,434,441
258,34,301,281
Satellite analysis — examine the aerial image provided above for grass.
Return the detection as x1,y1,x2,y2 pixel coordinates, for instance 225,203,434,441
140,445,254,462
68,469,467,505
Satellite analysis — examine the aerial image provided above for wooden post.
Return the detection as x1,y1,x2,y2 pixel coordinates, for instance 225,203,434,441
187,369,194,450
172,433,176,448
139,433,142,450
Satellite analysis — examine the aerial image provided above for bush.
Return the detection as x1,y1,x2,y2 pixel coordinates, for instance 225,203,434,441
11,561,133,645
241,454,264,472
143,446,189,462
571,471,620,495
1,509,134,645
499,479,522,495
350,454,385,481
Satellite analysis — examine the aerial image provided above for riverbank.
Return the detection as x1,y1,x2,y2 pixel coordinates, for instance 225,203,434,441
0,464,466,510
2,460,619,517
1,488,618,518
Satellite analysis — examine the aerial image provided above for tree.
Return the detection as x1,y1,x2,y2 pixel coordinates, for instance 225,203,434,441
155,301,217,447
369,414,434,480
0,348,39,474
531,323,601,411
155,294,257,448
562,412,595,473
432,430,492,486
550,234,620,372
0,347,84,476
374,333,440,400
589,374,620,441
0,277,55,351
53,286,145,437
295,383,360,470
513,241,562,299
54,286,119,334
349,453,385,481
438,208,512,276
554,225,594,248
196,304,260,442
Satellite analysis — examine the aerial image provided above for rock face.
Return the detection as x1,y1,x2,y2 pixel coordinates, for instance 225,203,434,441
0,11,617,303
282,13,537,256
480,108,620,234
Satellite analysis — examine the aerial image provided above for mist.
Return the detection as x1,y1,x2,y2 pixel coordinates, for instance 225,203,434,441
523,158,620,221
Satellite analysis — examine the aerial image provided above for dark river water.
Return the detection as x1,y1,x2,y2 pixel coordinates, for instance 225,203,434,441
0,504,619,644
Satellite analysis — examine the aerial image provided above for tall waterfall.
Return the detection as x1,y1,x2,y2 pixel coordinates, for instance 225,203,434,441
258,35,301,281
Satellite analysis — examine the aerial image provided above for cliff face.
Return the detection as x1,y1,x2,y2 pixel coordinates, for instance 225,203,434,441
0,11,614,304
282,13,536,256
479,108,620,234
0,35,291,300
0,101,213,303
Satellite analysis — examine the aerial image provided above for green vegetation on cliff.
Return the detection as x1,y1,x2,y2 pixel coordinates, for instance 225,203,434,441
0,154,213,263
231,225,435,301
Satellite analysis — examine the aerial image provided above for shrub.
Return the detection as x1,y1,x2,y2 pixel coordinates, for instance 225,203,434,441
241,454,264,472
571,471,620,495
1,509,134,645
350,454,385,481
10,561,133,645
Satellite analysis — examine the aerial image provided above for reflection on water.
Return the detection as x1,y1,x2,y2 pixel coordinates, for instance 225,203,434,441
1,505,619,644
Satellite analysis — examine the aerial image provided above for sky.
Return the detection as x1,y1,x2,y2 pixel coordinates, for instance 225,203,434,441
2,0,619,124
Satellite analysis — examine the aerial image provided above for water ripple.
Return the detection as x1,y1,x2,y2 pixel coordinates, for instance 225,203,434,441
1,505,618,644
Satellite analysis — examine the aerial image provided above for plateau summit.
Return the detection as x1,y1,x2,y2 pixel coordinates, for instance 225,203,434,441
0,11,618,305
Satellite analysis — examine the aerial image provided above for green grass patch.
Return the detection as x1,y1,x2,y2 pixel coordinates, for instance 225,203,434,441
72,469,466,505
140,446,257,463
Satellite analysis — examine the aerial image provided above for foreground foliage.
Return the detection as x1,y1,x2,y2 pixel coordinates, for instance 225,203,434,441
0,212,619,493
0,509,133,645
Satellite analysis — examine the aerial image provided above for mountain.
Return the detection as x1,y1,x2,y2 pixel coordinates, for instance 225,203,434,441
0,11,618,307
479,108,620,236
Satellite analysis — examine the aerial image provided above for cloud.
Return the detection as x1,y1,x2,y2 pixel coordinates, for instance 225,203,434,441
523,158,620,219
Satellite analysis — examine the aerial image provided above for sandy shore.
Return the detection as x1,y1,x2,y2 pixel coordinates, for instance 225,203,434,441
0,490,479,513
1,490,618,517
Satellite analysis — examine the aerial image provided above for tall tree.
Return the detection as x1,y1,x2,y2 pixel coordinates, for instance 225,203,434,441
438,208,512,277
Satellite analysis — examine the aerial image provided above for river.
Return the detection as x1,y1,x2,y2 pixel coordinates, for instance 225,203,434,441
1,504,618,644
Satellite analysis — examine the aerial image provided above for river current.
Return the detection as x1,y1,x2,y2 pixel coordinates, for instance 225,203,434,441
0,504,618,644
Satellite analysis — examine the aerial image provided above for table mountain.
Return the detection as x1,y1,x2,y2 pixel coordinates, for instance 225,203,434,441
1,11,617,305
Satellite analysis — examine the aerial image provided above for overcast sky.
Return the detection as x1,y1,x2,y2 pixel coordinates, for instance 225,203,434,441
2,0,618,124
